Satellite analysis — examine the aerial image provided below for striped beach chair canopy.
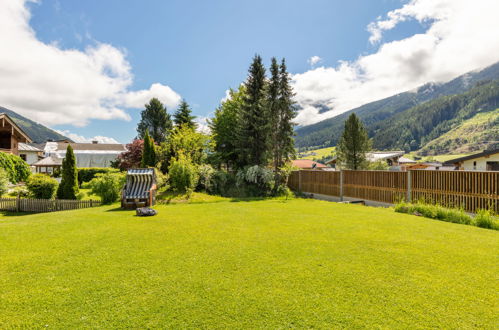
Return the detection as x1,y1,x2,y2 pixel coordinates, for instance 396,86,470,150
124,168,156,199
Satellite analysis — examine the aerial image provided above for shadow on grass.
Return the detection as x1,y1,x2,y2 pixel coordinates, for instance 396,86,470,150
0,211,37,217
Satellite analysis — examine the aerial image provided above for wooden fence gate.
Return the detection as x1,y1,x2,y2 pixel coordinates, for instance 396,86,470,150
288,170,499,213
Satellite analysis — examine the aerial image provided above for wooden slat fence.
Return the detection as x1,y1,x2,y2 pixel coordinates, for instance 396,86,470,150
289,170,499,213
0,197,101,213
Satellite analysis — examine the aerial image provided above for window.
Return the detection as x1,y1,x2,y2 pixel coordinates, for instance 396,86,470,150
19,154,27,161
486,161,499,171
473,161,477,170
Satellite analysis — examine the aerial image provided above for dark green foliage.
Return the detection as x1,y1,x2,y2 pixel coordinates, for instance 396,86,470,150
78,168,120,186
141,131,156,167
10,155,31,182
174,100,197,129
337,114,371,170
0,152,30,183
0,168,9,196
209,86,245,169
237,55,269,167
268,58,281,171
294,62,499,149
57,145,79,200
89,172,126,204
137,98,172,144
26,174,58,199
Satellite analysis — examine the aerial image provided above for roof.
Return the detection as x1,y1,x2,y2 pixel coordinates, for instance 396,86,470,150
40,141,126,154
367,151,405,162
32,156,62,166
0,113,32,143
444,149,499,165
398,156,417,164
292,159,327,169
18,143,42,152
127,168,155,175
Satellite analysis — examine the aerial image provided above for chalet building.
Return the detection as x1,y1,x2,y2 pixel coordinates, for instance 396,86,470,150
444,149,499,171
326,151,416,170
18,143,43,165
35,140,126,168
0,113,32,155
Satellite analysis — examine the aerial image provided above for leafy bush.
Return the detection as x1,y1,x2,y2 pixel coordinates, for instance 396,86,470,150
236,165,275,197
57,145,79,200
11,155,31,182
7,186,30,198
197,164,215,192
0,152,30,183
78,167,120,186
474,210,498,229
88,172,126,204
154,168,169,191
26,174,59,199
0,168,9,196
168,153,199,195
393,201,497,230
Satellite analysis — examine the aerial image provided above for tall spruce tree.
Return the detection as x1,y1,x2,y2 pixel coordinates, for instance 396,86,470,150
276,58,296,171
174,100,197,129
267,57,281,172
337,113,371,170
57,145,79,199
237,55,269,167
141,131,156,167
137,98,172,143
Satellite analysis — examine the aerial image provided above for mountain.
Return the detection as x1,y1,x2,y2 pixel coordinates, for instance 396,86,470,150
295,61,499,149
0,106,70,143
373,80,499,151
417,109,498,155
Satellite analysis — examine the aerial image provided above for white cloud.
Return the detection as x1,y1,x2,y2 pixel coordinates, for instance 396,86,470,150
293,0,499,126
0,0,181,127
194,116,211,134
55,129,119,144
307,56,322,67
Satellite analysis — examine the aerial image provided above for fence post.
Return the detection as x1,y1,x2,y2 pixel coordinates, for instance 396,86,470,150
16,194,20,212
407,170,412,202
340,170,344,201
298,170,302,192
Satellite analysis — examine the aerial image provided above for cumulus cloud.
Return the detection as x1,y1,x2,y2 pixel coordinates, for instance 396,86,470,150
293,0,499,126
194,116,211,134
307,56,322,67
55,129,119,144
0,0,181,127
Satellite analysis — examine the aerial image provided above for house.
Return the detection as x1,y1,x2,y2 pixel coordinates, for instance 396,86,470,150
0,113,32,155
326,151,416,169
292,159,328,170
404,162,455,171
444,149,499,171
36,140,126,168
18,143,43,165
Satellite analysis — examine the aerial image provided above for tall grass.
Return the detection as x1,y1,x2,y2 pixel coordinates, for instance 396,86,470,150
394,201,498,230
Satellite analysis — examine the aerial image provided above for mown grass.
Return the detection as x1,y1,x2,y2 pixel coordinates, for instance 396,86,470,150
0,197,498,328
297,146,335,160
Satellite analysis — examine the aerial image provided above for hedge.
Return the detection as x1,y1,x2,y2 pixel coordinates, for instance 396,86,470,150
0,152,31,183
78,167,120,186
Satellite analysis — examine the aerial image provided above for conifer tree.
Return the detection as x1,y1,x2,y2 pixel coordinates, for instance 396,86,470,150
57,145,79,199
267,57,281,171
173,100,197,129
137,98,172,144
337,113,371,170
276,58,297,169
237,54,269,167
141,131,156,167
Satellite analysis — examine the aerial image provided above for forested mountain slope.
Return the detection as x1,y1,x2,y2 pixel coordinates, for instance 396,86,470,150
0,106,69,143
295,61,499,149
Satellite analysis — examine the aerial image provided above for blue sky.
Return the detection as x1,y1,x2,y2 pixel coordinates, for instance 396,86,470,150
1,0,498,143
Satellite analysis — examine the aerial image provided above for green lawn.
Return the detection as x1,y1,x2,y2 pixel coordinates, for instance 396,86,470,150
1,197,498,328
297,146,335,160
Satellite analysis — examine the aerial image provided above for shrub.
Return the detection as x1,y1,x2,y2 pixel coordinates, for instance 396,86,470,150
7,186,30,198
0,152,15,182
89,172,126,204
197,164,215,192
168,153,199,195
474,210,498,229
78,167,119,186
210,170,236,196
154,168,169,191
0,168,9,196
10,155,31,182
236,165,275,197
26,174,59,199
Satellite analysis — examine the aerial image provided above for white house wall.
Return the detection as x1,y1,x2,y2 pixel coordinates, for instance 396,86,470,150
462,153,499,171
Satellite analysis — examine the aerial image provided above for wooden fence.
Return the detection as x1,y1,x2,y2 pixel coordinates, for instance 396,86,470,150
288,170,499,213
0,197,101,213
